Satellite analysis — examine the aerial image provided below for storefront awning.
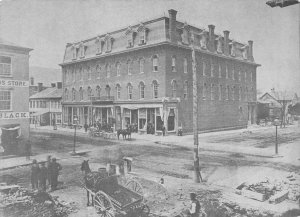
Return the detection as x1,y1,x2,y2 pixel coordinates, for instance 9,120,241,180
120,104,162,110
31,110,49,116
93,105,114,108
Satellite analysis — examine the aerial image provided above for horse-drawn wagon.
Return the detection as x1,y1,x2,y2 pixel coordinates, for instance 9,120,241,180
81,161,150,217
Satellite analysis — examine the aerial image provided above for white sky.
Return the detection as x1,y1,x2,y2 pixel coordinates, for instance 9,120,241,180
0,0,299,94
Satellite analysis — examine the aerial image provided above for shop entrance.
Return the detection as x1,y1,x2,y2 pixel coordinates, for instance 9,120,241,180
167,108,175,131
147,108,155,134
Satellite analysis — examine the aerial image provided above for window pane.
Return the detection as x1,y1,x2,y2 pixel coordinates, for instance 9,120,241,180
0,56,11,64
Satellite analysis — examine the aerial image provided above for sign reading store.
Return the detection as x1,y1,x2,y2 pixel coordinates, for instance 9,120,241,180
0,79,29,87
0,112,29,119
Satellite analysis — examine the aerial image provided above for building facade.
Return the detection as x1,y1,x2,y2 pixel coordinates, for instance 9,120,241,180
0,39,32,153
29,83,62,126
60,9,260,134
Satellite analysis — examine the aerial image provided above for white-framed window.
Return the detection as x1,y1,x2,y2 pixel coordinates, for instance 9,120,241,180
96,65,101,79
171,80,177,98
226,85,230,100
218,63,222,78
80,44,85,58
232,65,235,80
218,84,222,100
87,66,91,80
139,31,146,45
72,69,75,82
127,83,133,100
152,80,158,98
239,86,242,101
72,88,76,101
184,58,188,74
203,83,207,100
64,88,69,101
96,86,101,98
232,86,235,101
238,70,241,81
203,61,206,76
139,82,145,99
210,83,214,100
105,85,111,98
245,87,248,101
116,62,121,76
152,55,158,72
172,56,176,72
127,37,133,48
87,87,92,100
72,46,77,60
79,87,83,101
106,64,111,78
139,58,144,74
225,63,229,79
210,59,214,77
96,38,103,54
116,84,121,100
0,90,11,111
127,60,132,75
183,81,188,99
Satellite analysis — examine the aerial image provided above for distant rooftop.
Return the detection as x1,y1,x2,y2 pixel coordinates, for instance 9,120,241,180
30,87,62,99
0,37,33,51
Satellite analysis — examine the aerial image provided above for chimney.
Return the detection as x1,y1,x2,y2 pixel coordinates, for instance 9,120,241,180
208,25,215,52
248,40,254,61
51,83,56,88
168,9,177,43
57,82,62,89
38,83,43,92
223,30,230,56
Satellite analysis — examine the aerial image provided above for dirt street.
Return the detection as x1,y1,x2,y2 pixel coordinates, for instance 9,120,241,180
1,125,300,216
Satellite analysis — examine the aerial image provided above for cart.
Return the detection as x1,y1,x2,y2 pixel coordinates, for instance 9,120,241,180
83,175,150,217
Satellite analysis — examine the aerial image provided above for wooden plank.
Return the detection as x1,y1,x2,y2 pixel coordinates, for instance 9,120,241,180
269,190,289,204
241,189,266,201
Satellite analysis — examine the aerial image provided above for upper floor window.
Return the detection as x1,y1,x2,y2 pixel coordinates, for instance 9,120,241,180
0,90,11,111
172,56,176,72
72,69,75,82
245,71,247,82
139,82,145,99
251,71,254,82
226,85,230,100
210,83,214,100
79,87,83,101
127,83,133,100
96,65,101,79
245,87,248,101
232,65,235,80
239,86,242,101
183,81,188,99
139,58,144,74
238,70,241,81
87,87,92,100
116,62,121,76
184,58,188,74
137,24,148,45
96,37,103,54
218,63,222,78
96,86,101,98
171,80,177,98
139,31,146,44
152,55,158,72
203,83,207,100
72,88,76,101
225,63,229,79
87,66,91,80
64,89,69,101
116,84,121,100
218,84,222,100
232,86,236,100
210,59,214,77
127,60,132,75
0,56,12,76
203,61,206,76
152,80,158,98
104,34,113,53
106,64,111,78
80,43,86,58
105,85,111,98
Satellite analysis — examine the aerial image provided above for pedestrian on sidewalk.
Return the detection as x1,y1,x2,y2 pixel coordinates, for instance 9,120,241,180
39,162,47,191
31,159,40,190
46,155,52,187
49,158,62,191
25,140,31,161
84,123,89,133
162,125,166,136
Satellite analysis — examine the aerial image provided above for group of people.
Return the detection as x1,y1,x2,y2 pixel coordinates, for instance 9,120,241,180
31,156,62,191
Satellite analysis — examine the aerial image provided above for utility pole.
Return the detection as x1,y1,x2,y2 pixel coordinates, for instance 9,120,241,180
191,35,202,183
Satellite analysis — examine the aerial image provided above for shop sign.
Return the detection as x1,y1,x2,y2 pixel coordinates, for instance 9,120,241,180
0,112,29,119
0,79,29,87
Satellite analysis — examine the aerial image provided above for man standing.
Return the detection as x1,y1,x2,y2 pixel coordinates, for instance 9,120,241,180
49,158,62,191
39,162,47,191
31,159,40,189
46,155,52,187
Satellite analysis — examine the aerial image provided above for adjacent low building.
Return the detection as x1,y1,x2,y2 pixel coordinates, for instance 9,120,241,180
60,9,260,134
0,38,32,153
29,82,63,126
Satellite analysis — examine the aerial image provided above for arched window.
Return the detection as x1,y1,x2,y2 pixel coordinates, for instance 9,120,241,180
232,86,236,101
96,65,101,79
226,85,230,100
218,84,222,100
210,58,214,77
139,58,144,73
139,82,145,99
152,80,158,98
65,88,68,101
183,81,188,99
72,69,75,82
218,63,222,78
225,63,229,79
116,62,121,76
87,87,92,100
106,64,111,78
105,85,111,98
116,84,121,100
184,58,188,74
72,88,76,101
127,60,132,75
210,83,214,100
172,56,176,72
87,66,91,80
152,55,158,72
127,83,133,100
96,85,101,98
79,87,83,101
171,80,177,98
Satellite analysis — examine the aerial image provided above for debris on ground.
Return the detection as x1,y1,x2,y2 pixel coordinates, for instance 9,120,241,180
0,186,78,217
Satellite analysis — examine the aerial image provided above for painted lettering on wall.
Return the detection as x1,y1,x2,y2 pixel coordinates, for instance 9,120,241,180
0,79,29,87
0,112,29,119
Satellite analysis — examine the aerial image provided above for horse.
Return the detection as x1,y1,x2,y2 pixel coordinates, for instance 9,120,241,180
117,127,132,140
80,160,108,206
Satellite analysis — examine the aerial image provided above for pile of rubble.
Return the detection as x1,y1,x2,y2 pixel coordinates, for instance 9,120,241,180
0,185,77,217
236,172,300,203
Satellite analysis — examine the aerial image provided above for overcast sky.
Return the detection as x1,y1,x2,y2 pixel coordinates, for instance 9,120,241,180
0,0,299,94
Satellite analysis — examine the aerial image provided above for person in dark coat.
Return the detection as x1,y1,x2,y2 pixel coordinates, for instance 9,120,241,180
84,123,89,133
49,158,62,191
39,162,47,191
31,159,40,189
46,155,52,187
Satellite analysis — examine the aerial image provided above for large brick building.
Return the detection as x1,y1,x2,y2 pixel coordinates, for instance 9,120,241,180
60,9,260,134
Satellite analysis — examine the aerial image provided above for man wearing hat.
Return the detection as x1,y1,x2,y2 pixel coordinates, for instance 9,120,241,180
49,158,62,191
39,162,48,191
31,159,40,189
187,193,201,217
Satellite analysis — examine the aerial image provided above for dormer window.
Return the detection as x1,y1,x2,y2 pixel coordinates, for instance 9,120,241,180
137,23,148,45
181,22,190,45
72,45,78,60
200,31,208,49
229,41,236,57
127,39,133,48
95,37,104,55
79,42,86,58
125,26,135,48
104,34,113,53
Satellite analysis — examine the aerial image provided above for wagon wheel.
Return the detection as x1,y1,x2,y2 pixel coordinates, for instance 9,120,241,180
125,179,144,196
94,191,115,217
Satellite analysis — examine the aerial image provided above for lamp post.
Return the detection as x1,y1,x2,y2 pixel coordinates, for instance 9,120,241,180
72,116,78,155
273,118,281,155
